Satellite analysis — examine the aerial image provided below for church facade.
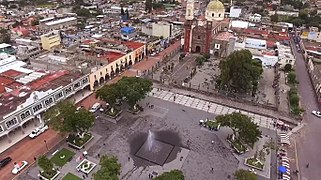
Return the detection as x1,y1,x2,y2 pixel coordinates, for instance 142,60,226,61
183,0,229,54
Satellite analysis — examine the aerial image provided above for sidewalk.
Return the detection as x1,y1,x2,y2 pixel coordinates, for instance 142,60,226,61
152,83,298,126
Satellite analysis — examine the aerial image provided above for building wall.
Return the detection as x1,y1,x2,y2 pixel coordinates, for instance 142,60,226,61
40,31,61,50
40,19,77,32
88,45,146,90
152,23,171,38
0,75,90,137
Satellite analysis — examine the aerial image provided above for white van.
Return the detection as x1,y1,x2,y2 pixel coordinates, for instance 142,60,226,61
89,103,101,113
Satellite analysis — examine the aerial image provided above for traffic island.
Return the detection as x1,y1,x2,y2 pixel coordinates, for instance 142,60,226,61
67,133,94,150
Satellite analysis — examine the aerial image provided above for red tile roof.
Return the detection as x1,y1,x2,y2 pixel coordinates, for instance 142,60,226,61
123,41,145,50
0,76,15,94
0,69,24,79
214,31,234,41
29,70,68,90
102,51,124,63
245,28,269,35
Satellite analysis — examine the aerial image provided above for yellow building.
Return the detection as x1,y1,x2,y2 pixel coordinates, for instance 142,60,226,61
88,41,146,90
40,30,61,50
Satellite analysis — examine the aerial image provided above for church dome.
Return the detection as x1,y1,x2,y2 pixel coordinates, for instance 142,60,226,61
206,0,224,11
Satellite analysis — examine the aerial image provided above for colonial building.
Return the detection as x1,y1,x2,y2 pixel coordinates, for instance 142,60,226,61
183,0,229,54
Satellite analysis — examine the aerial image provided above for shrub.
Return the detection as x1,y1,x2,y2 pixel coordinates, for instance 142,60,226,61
290,93,299,106
287,71,297,85
284,64,292,72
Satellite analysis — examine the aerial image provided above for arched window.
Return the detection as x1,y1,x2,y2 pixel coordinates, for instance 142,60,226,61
219,14,221,17
188,9,191,16
212,13,215,17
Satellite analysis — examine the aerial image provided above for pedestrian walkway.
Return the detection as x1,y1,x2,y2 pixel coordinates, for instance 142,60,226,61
149,88,275,130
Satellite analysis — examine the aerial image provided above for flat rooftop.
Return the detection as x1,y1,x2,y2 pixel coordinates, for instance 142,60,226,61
45,17,77,26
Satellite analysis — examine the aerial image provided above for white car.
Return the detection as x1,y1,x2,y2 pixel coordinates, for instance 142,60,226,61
12,161,28,174
312,110,321,117
29,124,49,138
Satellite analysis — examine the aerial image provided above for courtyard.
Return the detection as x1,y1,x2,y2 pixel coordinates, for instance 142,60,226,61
18,89,278,180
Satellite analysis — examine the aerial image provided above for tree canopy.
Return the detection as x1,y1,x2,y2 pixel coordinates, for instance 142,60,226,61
155,169,184,180
93,155,121,180
97,77,152,108
0,28,10,43
216,112,262,148
234,169,257,180
117,77,152,107
38,155,55,176
43,101,94,135
217,50,263,95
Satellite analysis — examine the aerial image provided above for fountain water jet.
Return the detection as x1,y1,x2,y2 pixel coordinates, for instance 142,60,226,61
147,130,154,151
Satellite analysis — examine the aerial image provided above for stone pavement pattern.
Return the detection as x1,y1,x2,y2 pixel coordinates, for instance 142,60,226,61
149,88,275,130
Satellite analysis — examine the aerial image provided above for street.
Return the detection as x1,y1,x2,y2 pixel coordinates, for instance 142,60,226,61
291,36,321,179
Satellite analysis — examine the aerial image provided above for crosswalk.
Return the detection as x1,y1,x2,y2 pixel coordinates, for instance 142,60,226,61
148,88,275,130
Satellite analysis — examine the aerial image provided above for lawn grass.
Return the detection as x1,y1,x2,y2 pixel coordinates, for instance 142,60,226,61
51,148,75,167
40,170,58,179
246,158,264,170
62,173,81,180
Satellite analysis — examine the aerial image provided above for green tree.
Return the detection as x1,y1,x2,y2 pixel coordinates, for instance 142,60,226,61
287,71,296,84
270,14,278,22
31,19,39,26
290,93,299,105
93,155,121,180
38,155,55,176
43,101,94,137
234,169,257,180
299,9,309,21
290,18,305,26
284,64,292,72
75,8,91,18
117,77,152,109
155,169,184,180
217,50,263,94
216,113,262,148
145,0,152,12
195,56,205,66
96,84,120,113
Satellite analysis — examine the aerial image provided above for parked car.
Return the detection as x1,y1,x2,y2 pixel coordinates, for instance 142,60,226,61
0,157,12,169
312,110,321,117
29,124,49,138
89,103,101,113
12,161,28,174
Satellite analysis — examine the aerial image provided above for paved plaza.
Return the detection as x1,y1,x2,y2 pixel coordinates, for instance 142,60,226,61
149,88,275,130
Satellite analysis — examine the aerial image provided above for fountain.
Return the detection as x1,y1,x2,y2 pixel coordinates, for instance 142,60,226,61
147,130,154,151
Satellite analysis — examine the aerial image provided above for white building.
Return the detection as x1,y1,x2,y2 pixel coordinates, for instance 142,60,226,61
249,14,262,22
229,6,242,18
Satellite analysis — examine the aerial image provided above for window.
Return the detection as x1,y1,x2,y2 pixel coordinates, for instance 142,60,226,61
289,60,293,64
20,110,31,120
45,97,54,106
187,9,191,16
74,82,81,89
33,104,43,113
5,117,18,129
55,92,63,100
100,71,102,76
219,14,221,17
83,78,89,84
65,86,73,95
129,55,132,59
94,75,97,79
212,13,215,17
197,36,201,39
215,44,221,49
0,125,3,133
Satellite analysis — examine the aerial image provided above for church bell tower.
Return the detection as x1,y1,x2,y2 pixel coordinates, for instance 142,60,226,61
184,0,194,52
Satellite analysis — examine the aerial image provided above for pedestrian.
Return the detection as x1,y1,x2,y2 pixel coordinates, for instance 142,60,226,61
306,163,309,168
211,167,214,173
128,157,130,161
34,157,37,162
148,174,151,179
82,174,86,179
97,153,100,158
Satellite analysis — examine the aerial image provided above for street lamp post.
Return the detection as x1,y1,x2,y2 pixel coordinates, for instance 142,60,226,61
44,140,49,151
